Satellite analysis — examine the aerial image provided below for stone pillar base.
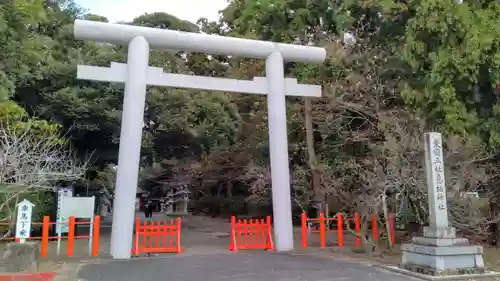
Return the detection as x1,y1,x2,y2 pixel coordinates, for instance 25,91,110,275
0,242,40,273
399,227,486,276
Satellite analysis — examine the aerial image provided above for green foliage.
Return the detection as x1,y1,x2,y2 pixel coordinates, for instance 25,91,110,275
84,13,108,22
388,1,500,148
0,101,64,144
132,12,198,32
0,0,48,99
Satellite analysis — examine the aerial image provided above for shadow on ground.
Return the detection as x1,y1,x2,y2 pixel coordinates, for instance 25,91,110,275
77,251,414,281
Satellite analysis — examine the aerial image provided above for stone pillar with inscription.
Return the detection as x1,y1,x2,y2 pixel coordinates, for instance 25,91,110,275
398,132,487,277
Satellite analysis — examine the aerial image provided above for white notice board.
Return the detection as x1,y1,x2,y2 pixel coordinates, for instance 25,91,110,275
56,188,73,234
58,196,96,256
61,196,95,218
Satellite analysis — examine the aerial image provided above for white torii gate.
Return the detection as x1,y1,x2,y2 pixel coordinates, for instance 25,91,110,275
74,20,326,259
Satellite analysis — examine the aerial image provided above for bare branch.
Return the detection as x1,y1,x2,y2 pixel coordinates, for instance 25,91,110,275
0,122,89,222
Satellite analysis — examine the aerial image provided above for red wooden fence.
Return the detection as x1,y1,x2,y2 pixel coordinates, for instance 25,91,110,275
229,216,274,252
301,212,344,248
0,216,100,257
132,218,182,256
301,212,395,248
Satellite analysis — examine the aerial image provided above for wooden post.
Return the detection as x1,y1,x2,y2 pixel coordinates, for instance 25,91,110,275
242,219,248,248
176,217,182,253
372,215,378,242
265,216,274,251
132,217,140,256
389,213,396,245
41,216,50,257
337,213,344,248
319,212,326,248
67,216,75,257
92,216,100,256
301,213,308,248
354,213,361,247
229,216,237,251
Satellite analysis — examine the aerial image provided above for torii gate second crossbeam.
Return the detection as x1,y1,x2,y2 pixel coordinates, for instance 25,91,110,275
77,62,321,96
74,20,326,259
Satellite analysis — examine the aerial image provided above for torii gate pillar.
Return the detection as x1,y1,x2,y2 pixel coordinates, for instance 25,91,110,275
111,37,149,258
74,20,326,259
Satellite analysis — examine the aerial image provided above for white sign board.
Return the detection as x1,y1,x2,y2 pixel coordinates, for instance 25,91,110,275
58,196,96,256
61,196,95,218
15,199,34,243
56,187,73,234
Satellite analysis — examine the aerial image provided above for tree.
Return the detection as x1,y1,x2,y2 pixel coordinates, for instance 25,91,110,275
393,0,500,148
131,12,198,32
0,0,50,99
0,115,88,238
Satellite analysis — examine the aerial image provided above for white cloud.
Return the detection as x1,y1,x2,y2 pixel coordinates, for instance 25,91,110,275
75,0,228,24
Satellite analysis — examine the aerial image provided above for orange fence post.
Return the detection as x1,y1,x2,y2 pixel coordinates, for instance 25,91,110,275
92,216,100,257
41,216,50,258
337,213,344,248
132,217,140,256
265,216,274,251
301,212,308,248
229,216,237,251
242,219,248,249
319,212,326,248
67,216,75,257
176,217,182,253
354,213,361,247
389,214,396,245
372,215,378,242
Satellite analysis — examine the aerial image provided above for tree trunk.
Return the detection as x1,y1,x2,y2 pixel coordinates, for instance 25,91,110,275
227,182,233,198
382,191,394,250
489,200,500,247
304,98,322,209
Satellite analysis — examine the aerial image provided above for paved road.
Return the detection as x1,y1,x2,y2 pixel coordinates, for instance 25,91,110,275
78,251,414,281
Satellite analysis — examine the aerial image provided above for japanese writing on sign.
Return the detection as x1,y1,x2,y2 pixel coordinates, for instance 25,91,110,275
15,199,34,242
431,137,446,211
56,188,72,234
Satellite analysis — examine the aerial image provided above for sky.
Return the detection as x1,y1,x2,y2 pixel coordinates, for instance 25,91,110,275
74,0,229,24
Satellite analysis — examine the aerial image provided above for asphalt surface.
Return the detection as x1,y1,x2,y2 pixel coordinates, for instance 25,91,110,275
77,251,414,281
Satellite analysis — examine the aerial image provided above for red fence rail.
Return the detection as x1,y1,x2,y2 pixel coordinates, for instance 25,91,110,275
301,212,344,248
229,216,274,252
301,212,395,248
0,216,100,257
132,218,182,256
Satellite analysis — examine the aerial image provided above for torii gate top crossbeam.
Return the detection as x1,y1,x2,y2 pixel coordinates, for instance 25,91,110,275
74,20,326,63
